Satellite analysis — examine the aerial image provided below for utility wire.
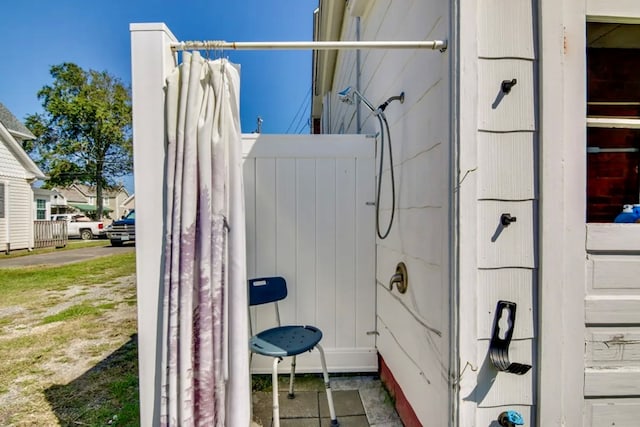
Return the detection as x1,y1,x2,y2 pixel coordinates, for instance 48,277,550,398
285,86,311,133
293,95,311,134
295,102,311,134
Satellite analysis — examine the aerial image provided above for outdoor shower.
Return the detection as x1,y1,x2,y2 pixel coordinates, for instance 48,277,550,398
338,86,404,239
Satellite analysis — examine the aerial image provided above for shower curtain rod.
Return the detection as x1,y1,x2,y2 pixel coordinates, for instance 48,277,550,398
170,40,448,52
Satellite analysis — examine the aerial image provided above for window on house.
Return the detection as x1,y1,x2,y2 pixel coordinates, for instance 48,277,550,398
36,199,46,220
587,23,640,222
0,183,4,219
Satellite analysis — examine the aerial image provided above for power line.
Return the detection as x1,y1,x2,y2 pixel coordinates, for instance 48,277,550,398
294,99,311,134
285,86,311,134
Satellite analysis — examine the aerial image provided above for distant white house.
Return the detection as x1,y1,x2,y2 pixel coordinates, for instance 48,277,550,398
50,183,129,220
120,193,135,217
0,102,46,251
32,187,61,221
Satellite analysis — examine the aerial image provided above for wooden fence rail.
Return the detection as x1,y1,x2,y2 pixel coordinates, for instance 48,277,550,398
34,221,68,249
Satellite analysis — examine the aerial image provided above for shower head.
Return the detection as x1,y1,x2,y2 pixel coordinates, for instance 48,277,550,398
338,86,353,100
338,86,376,112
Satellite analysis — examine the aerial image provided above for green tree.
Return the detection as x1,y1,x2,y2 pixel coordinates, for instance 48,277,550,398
25,63,132,219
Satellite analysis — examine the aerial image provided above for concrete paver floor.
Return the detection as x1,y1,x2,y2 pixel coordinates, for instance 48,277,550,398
252,375,402,427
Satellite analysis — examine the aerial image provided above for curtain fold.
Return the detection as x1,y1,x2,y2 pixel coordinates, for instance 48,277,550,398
161,51,249,427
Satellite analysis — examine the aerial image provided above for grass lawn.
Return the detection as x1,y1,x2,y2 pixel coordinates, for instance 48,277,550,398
0,252,139,426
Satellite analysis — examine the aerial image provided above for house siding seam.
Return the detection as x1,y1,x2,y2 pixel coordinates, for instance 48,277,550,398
328,0,451,425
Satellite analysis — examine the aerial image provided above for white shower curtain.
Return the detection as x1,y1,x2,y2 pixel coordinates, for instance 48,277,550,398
161,51,250,427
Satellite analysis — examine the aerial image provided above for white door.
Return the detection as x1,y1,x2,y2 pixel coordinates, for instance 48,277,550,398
584,225,640,426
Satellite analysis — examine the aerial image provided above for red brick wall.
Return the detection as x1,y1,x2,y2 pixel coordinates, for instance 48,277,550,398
587,48,640,222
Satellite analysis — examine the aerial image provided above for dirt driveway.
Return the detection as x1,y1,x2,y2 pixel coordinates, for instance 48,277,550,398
0,244,135,268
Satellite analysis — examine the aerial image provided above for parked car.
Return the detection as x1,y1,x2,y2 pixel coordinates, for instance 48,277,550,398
50,214,105,240
107,209,135,246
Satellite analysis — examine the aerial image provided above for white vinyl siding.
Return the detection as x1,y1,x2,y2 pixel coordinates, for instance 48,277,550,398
0,177,33,250
0,182,5,219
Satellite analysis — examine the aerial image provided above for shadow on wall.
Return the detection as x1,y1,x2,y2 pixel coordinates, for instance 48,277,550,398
462,351,498,405
44,334,140,426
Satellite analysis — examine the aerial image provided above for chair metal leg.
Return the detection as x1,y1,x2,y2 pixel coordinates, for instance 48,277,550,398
288,355,297,399
272,358,281,427
316,344,339,426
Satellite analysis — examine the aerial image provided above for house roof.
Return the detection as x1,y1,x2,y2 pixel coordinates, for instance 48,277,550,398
53,186,88,203
311,0,346,121
73,183,129,198
0,103,45,180
0,102,35,140
33,187,60,197
68,202,113,213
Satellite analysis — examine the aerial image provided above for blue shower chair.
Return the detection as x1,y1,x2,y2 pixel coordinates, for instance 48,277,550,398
248,276,339,427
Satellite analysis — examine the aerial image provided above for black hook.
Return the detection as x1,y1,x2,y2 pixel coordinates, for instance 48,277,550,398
501,78,518,94
501,213,517,226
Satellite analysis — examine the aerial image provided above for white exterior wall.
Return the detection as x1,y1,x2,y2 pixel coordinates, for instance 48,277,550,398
0,137,35,251
457,0,539,425
327,1,451,424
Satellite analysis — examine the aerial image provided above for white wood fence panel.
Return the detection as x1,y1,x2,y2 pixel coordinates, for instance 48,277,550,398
244,160,257,279
335,158,357,348
477,59,536,132
316,159,337,347
243,134,376,373
477,132,536,200
296,158,317,327
355,158,376,348
477,0,535,59
276,159,297,325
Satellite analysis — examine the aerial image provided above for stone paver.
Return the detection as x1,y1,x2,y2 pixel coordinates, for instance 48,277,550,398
252,376,399,427
319,390,364,417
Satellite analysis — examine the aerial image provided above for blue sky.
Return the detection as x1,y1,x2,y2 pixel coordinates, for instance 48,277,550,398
1,0,318,193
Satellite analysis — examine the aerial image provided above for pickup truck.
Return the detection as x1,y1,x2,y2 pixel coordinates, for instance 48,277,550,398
50,214,105,240
107,209,135,246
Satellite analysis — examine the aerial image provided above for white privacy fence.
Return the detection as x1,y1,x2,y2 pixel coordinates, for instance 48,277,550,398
243,134,378,373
